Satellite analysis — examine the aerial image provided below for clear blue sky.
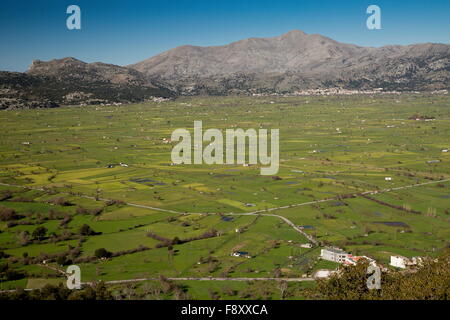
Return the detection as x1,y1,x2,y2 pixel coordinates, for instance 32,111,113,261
1,0,449,72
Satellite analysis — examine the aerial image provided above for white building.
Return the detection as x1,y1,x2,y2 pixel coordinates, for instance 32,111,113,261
320,248,349,263
390,256,408,268
321,248,378,267
231,251,251,258
390,255,423,269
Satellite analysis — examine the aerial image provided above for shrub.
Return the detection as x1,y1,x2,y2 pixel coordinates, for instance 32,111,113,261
49,197,73,206
59,215,72,227
0,191,13,201
79,224,96,236
0,206,19,221
75,206,89,215
56,255,72,266
94,248,112,259
32,226,48,241
105,199,125,206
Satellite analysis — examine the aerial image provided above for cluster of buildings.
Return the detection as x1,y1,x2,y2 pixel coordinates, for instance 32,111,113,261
320,247,377,266
148,96,171,103
292,88,388,96
320,247,424,273
250,87,416,97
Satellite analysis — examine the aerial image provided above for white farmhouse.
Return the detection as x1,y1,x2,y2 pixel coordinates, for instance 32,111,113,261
390,255,422,269
320,248,349,263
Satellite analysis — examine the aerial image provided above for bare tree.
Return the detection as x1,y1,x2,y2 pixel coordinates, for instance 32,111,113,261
278,280,288,300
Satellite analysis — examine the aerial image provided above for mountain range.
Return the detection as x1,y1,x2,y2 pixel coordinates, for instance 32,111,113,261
0,58,173,110
1,30,449,108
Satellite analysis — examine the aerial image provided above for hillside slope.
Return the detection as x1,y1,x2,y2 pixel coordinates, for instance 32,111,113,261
0,58,173,109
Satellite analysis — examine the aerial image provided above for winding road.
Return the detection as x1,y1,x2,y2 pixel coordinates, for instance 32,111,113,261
0,178,448,292
1,178,449,246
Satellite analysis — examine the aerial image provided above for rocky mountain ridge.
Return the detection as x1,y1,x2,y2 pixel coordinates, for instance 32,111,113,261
129,30,450,95
1,30,449,108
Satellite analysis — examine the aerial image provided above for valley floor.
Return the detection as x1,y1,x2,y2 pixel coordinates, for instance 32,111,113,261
0,94,448,299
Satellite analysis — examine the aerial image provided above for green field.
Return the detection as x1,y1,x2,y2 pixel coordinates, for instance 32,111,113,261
0,94,449,298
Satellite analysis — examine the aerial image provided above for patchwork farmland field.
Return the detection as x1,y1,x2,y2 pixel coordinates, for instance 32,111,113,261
0,94,448,298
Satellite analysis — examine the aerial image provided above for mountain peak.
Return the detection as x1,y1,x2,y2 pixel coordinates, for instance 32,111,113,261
280,30,307,37
28,57,85,73
129,29,349,77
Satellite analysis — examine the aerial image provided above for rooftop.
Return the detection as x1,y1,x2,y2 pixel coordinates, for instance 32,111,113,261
323,247,348,254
